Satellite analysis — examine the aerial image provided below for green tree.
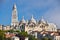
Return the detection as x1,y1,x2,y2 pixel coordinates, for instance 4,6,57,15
0,30,5,40
48,38,52,40
29,35,38,40
8,29,15,33
19,31,28,37
42,37,48,40
15,30,20,32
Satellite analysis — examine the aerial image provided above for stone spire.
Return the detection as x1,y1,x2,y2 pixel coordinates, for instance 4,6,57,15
11,3,18,26
13,3,16,10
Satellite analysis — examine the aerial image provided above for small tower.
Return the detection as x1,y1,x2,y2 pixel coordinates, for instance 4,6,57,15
21,16,26,23
11,3,18,26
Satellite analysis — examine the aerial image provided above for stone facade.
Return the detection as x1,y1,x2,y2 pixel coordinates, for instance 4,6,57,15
54,36,60,40
19,16,57,33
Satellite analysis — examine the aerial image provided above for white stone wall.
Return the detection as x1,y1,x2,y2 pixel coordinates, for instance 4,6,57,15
54,36,60,40
11,36,19,40
6,26,10,30
25,37,28,40
0,25,3,30
25,23,57,33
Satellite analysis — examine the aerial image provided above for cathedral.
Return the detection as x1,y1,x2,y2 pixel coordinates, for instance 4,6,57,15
0,4,57,33
11,4,57,33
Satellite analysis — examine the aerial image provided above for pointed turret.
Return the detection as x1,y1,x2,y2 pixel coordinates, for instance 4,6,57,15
41,16,46,23
21,16,26,23
30,15,36,24
19,16,26,25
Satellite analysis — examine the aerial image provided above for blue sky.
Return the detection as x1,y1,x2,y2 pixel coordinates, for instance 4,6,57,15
0,0,60,28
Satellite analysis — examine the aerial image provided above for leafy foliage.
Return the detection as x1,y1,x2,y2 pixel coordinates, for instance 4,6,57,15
42,37,48,40
18,31,28,37
41,37,52,40
28,35,38,40
0,30,5,40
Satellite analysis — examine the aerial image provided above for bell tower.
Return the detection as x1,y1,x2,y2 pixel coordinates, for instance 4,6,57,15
11,3,18,26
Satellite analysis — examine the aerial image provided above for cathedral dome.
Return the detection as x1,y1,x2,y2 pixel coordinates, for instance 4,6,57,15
19,16,26,24
39,16,46,24
29,15,36,24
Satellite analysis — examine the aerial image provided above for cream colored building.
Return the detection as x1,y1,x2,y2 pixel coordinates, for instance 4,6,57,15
11,36,19,40
19,16,57,33
9,4,57,33
0,25,12,30
6,25,11,30
25,37,28,40
0,25,3,30
54,35,60,40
